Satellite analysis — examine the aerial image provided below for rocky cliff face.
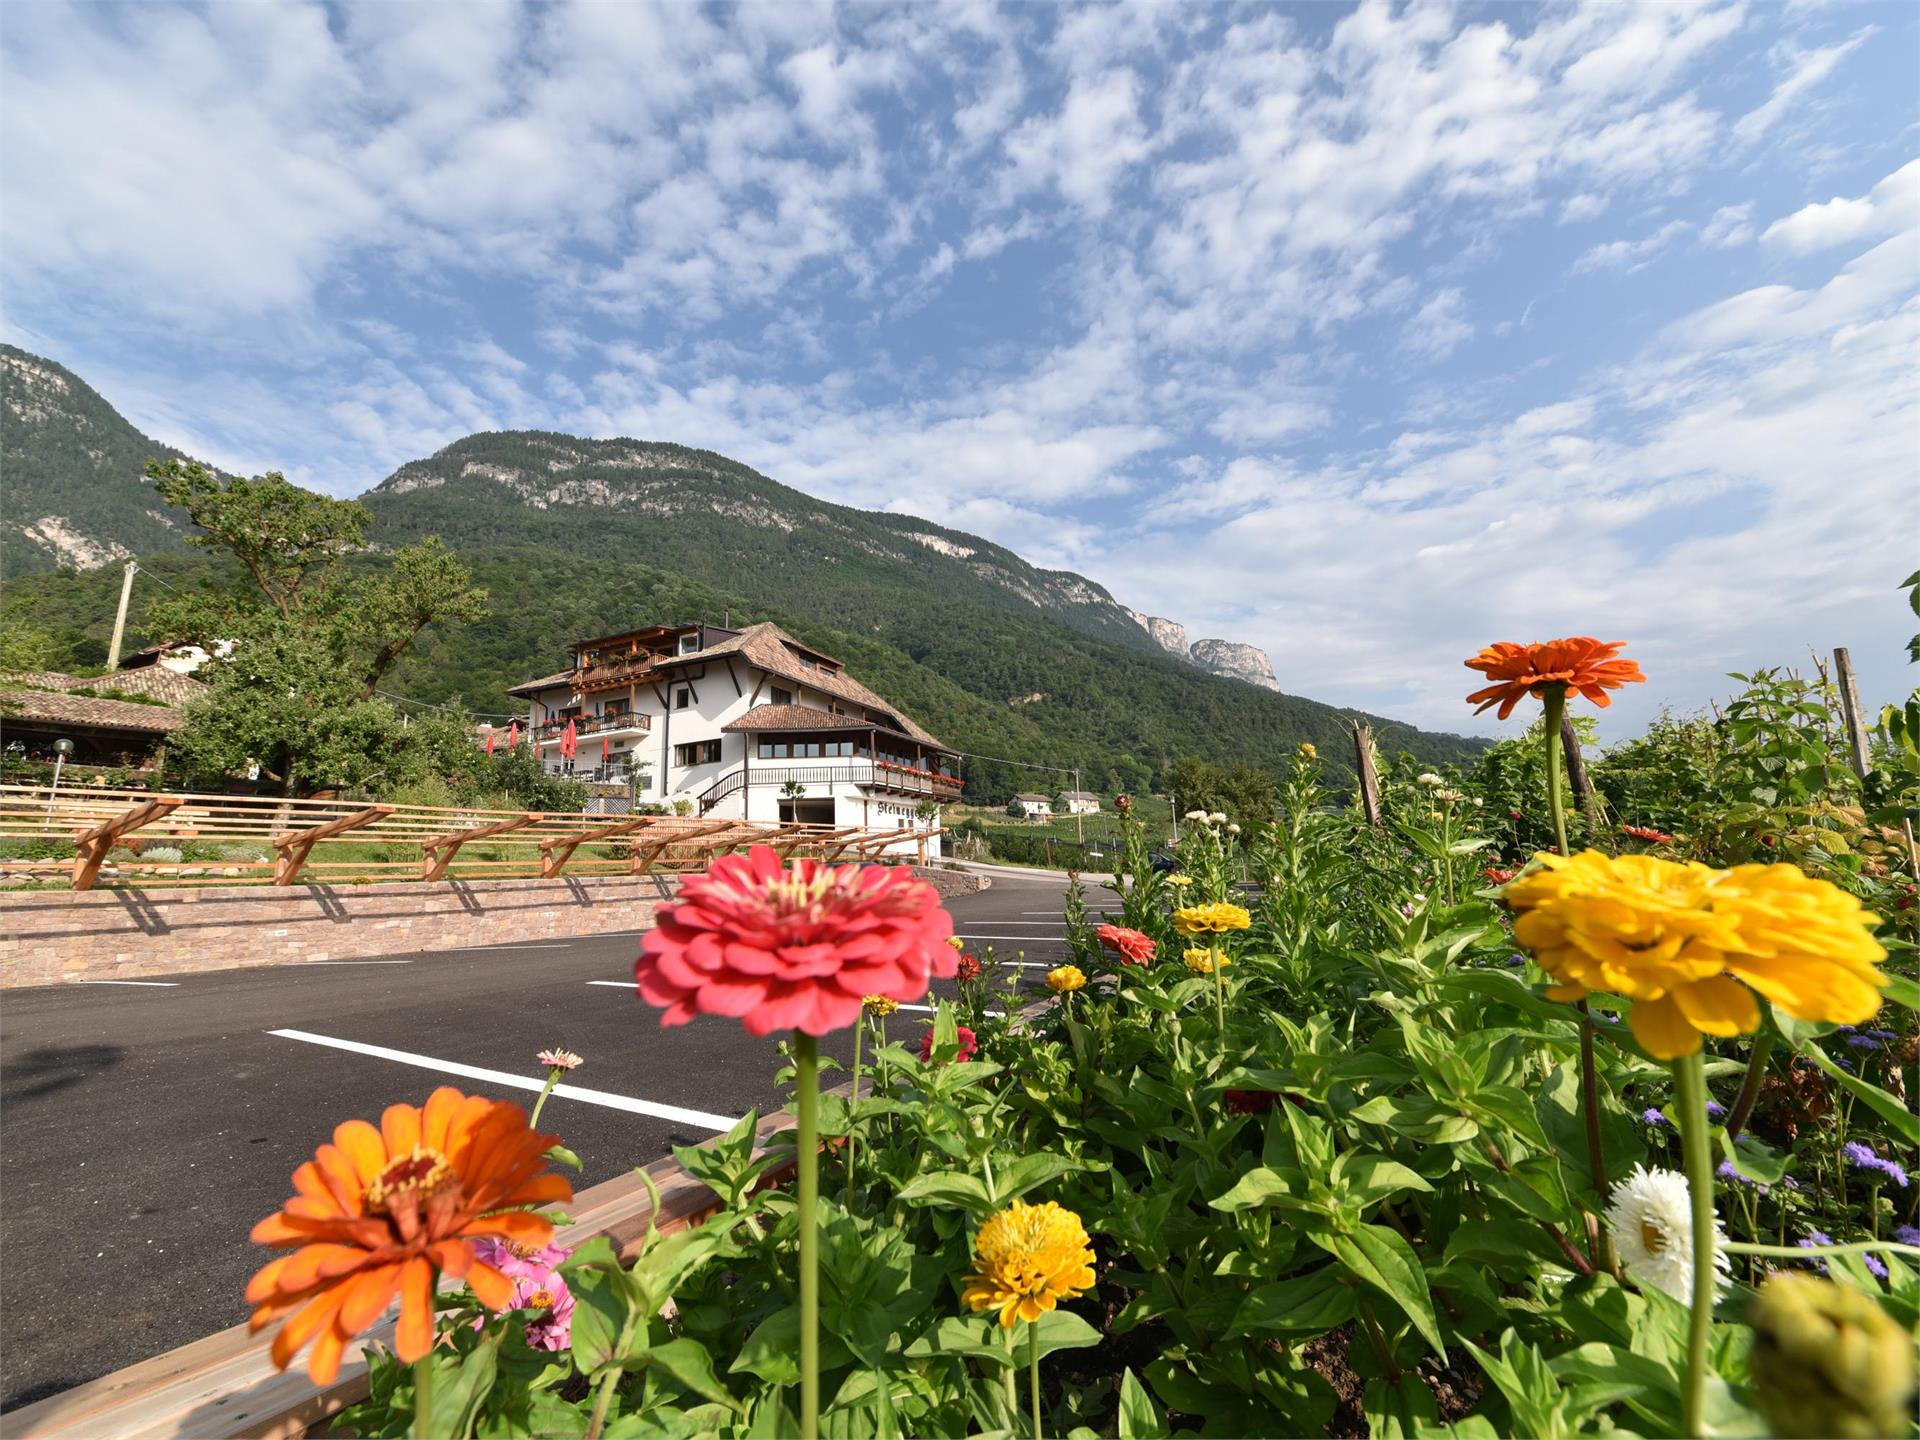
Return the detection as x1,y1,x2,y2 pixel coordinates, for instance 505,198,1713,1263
1189,638,1280,691
1121,607,1189,659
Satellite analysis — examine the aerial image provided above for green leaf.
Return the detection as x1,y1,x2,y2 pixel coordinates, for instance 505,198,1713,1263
989,1152,1103,1206
1362,1376,1441,1439
1027,1308,1104,1360
1802,1042,1919,1145
1229,1265,1359,1339
905,1313,1017,1366
1316,1224,1445,1354
544,1144,583,1171
1209,1165,1316,1214
639,1337,743,1413
1433,969,1580,1028
567,1266,632,1377
1333,1152,1435,1208
730,1304,854,1384
1882,971,1920,1014
1117,1368,1171,1440
894,1170,995,1216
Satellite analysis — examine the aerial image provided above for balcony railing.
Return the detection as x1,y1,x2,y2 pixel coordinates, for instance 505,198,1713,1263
572,657,660,693
696,762,963,813
537,712,651,742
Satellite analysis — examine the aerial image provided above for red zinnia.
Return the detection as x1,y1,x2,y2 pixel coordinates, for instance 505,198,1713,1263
955,954,983,983
920,1024,978,1063
1620,824,1676,844
1097,924,1157,966
1464,638,1645,720
635,845,956,1036
1482,867,1517,885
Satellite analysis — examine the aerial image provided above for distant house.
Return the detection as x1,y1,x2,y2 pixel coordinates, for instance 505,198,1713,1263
1011,792,1053,818
1059,791,1102,815
508,620,960,854
0,671,199,769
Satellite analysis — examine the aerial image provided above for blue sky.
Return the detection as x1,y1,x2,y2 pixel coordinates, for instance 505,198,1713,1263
3,1,1915,738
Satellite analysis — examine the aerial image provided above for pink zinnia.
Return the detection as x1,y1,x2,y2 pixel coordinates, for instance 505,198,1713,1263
1097,923,1156,966
919,1024,978,1064
471,1238,575,1351
636,845,957,1036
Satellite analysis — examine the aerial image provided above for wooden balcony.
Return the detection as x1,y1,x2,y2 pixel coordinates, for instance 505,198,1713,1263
573,657,660,693
537,712,650,743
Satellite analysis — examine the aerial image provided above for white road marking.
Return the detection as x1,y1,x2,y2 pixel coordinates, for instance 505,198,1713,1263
267,1029,737,1131
297,960,413,966
457,941,575,951
898,1003,1006,1017
587,980,633,988
69,979,180,987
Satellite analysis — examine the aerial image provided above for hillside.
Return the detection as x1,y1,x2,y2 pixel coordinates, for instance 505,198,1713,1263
1,345,190,574
0,354,1487,793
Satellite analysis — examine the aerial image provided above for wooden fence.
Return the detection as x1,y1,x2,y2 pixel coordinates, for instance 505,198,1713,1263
0,785,943,891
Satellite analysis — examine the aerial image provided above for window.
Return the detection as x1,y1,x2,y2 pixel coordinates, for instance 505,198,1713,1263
678,633,700,655
770,686,793,706
674,688,691,710
674,740,722,767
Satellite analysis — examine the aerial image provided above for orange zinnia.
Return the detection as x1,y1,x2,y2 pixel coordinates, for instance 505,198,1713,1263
247,1087,572,1382
1465,638,1645,720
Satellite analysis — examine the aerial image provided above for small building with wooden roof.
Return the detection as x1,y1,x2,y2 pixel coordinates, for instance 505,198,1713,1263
507,621,960,855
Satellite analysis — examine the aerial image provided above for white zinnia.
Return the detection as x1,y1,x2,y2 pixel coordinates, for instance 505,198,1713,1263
1416,772,1444,787
1227,823,1241,835
1604,1165,1729,1300
1208,811,1228,824
1185,809,1208,822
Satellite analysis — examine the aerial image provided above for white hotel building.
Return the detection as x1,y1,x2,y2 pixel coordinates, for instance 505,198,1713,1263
507,621,959,853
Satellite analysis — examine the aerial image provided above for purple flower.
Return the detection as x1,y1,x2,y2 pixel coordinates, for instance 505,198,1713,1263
1704,1099,1726,1119
1505,954,1525,967
1864,1254,1888,1280
1894,1224,1920,1248
1844,1143,1911,1187
1782,1175,1801,1190
1717,1160,1767,1191
1797,1231,1834,1274
1845,1033,1883,1051
1837,1057,1857,1073
1642,1107,1669,1126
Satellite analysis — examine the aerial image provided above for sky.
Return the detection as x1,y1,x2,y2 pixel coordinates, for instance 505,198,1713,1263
3,0,1916,741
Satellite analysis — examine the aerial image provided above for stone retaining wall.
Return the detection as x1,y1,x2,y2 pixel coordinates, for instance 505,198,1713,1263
0,874,682,988
0,864,985,988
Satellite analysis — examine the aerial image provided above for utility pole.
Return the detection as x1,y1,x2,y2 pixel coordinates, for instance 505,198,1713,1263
105,561,137,670
1832,647,1872,786
1073,765,1084,846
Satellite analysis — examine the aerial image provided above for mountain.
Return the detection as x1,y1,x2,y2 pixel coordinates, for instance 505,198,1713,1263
1,345,190,575
1190,638,1281,691
1,350,1487,790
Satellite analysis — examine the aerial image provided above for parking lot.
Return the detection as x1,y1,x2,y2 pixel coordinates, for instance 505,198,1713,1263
0,866,1086,1412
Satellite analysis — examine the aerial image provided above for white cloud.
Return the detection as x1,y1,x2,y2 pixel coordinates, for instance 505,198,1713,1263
1402,289,1474,360
1733,28,1875,145
1560,192,1610,223
1762,159,1920,253
1699,203,1754,248
1571,218,1691,273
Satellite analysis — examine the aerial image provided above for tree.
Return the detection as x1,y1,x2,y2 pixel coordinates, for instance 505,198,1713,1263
145,460,489,795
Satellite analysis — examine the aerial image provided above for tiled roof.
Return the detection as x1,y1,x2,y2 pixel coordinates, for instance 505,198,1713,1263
84,666,209,706
1014,792,1050,803
0,686,185,733
721,703,874,733
506,669,575,697
669,622,950,750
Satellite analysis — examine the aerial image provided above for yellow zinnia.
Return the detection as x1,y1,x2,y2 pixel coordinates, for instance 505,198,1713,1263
946,936,966,951
861,995,900,1016
1167,873,1193,888
960,1200,1096,1328
1505,851,1886,1060
1172,901,1252,936
1045,965,1086,994
1183,947,1231,975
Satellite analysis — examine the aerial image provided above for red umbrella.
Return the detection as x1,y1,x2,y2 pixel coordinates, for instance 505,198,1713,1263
562,717,578,760
485,729,496,756
601,737,611,761
507,720,520,751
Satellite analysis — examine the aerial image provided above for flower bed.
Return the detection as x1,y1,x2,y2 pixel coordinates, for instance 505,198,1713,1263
29,634,1920,1439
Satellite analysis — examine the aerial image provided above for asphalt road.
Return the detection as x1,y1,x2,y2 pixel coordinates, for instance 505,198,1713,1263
0,866,1088,1413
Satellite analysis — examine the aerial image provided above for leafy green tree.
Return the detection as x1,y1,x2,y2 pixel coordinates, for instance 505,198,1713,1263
144,459,488,795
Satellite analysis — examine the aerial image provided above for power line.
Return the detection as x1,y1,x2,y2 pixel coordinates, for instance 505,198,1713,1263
375,689,521,721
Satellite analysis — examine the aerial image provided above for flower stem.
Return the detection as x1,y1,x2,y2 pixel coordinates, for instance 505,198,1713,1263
1542,686,1571,858
1722,1032,1772,1141
1028,1319,1043,1440
1212,958,1227,1060
1723,1239,1920,1259
411,1355,435,1440
1673,1050,1717,1440
795,1031,821,1440
845,1018,864,1209
529,1067,563,1130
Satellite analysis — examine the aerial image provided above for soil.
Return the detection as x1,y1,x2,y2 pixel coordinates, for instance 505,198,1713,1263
1302,1324,1484,1438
